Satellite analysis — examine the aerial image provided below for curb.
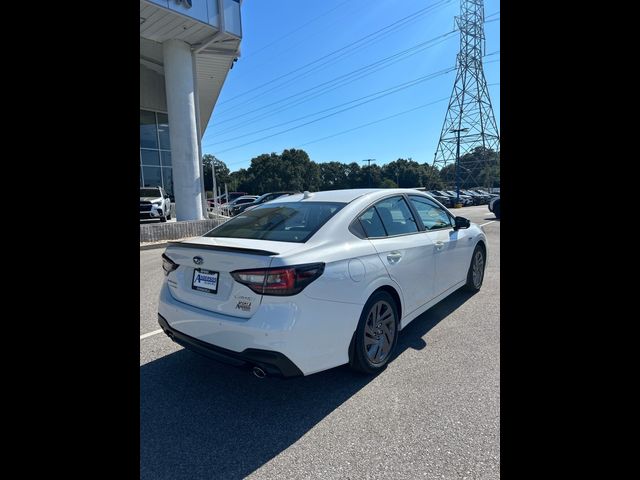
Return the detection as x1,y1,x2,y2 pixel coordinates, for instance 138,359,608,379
140,242,170,251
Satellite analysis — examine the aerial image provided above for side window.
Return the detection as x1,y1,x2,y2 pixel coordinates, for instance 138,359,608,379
374,196,418,236
409,196,453,230
358,206,387,238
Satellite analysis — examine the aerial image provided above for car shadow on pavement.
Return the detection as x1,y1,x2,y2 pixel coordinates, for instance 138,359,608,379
140,288,477,480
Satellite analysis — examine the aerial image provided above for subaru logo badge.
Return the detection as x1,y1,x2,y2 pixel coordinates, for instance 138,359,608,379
193,256,204,265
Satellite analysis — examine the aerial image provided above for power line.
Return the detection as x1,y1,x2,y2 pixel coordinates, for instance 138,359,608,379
215,0,454,108
206,67,456,153
204,51,498,149
204,31,457,139
214,1,454,117
205,57,499,156
239,0,353,62
204,67,456,148
298,97,450,149
218,96,449,170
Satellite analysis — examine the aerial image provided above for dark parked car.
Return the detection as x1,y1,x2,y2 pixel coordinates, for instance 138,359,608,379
489,197,500,219
427,190,454,207
459,189,487,205
208,191,248,207
436,190,473,206
224,195,259,215
471,189,498,201
231,191,298,216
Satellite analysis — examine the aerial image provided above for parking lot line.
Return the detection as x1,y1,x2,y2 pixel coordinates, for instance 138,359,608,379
480,220,496,227
140,329,163,340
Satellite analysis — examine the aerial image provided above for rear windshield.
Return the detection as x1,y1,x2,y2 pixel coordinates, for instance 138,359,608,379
205,202,345,243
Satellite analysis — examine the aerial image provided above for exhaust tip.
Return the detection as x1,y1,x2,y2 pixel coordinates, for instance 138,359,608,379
252,366,267,379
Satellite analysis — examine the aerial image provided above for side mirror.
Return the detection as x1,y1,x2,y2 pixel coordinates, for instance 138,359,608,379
454,216,471,230
165,195,170,199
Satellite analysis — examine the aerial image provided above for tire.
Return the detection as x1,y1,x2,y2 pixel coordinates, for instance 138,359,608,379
493,201,500,219
166,205,171,220
160,215,167,223
349,291,399,374
464,245,486,292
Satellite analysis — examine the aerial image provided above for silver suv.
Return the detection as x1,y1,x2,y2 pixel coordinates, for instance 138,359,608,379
140,187,172,222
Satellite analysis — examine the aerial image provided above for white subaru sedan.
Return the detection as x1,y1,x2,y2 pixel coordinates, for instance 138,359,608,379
158,189,487,378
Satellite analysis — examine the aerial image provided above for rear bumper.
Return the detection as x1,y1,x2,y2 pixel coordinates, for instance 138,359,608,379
158,314,303,377
157,282,363,376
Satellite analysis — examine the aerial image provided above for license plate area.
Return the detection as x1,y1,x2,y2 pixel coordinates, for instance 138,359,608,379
192,268,219,294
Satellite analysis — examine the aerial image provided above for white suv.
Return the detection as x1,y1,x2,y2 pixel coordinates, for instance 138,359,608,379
140,187,172,222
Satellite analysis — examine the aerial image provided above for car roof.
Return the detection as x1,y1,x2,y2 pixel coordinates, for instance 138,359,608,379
267,188,431,204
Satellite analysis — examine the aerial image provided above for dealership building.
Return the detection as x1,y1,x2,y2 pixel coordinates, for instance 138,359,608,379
140,0,242,221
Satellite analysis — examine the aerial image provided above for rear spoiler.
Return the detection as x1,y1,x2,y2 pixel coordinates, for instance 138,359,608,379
167,241,278,256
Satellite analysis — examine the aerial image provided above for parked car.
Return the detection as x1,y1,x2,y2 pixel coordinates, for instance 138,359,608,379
471,189,498,200
459,189,486,205
208,191,248,207
489,197,500,219
427,190,454,207
140,186,171,222
435,190,473,206
229,195,258,206
467,189,494,203
224,195,258,215
158,189,487,377
231,191,298,216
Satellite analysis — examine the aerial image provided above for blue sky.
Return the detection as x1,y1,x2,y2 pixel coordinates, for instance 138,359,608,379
201,0,499,172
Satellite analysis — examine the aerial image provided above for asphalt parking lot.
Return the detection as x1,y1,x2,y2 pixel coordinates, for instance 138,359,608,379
140,205,500,479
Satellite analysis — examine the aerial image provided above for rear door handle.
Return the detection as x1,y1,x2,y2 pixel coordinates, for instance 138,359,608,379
434,241,445,250
387,252,402,263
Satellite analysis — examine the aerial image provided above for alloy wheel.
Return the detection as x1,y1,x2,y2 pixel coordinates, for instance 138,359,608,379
364,300,396,365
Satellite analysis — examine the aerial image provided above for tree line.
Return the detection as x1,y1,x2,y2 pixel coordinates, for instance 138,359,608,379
203,147,499,195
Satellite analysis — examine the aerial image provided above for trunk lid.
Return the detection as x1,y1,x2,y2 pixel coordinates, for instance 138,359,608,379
163,237,303,319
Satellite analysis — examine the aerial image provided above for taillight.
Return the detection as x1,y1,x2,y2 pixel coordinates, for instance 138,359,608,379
231,263,325,296
162,253,178,276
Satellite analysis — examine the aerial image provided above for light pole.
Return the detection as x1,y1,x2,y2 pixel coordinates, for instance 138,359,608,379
211,157,218,213
362,159,376,187
450,128,468,205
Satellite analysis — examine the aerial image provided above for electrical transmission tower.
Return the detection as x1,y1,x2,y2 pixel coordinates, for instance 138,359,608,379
432,0,500,194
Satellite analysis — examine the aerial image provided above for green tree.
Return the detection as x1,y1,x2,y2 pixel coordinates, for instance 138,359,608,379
280,148,320,191
420,163,443,189
319,161,351,190
439,164,456,188
382,158,424,188
230,168,253,193
247,153,283,192
203,154,231,194
359,164,384,187
459,147,500,188
239,148,321,193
